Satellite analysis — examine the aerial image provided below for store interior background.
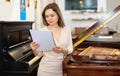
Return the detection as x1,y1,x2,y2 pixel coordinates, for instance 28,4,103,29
0,0,120,33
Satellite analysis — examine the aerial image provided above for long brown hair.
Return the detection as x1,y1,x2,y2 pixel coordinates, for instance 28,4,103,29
42,3,65,28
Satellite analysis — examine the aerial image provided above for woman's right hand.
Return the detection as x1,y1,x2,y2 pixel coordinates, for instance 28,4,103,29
30,41,40,51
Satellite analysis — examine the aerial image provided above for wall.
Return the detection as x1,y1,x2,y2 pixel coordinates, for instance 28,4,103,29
0,0,58,30
33,0,56,30
105,0,120,32
57,0,106,33
0,0,35,21
1,0,120,32
57,0,120,33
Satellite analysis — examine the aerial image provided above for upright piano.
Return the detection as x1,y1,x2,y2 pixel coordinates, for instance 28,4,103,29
0,21,41,76
63,5,120,76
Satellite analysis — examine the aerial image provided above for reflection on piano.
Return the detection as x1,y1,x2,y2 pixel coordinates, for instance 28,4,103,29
0,21,41,76
63,5,120,76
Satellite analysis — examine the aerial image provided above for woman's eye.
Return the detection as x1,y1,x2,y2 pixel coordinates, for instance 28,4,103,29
51,14,55,17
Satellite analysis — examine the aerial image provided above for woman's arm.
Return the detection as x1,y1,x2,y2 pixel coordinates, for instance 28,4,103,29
53,27,73,55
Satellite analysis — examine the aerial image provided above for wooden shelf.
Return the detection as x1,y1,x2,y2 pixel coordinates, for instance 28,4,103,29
70,11,105,14
72,18,98,21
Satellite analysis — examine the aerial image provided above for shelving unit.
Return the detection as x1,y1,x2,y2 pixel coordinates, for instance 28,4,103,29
70,11,105,22
71,18,98,21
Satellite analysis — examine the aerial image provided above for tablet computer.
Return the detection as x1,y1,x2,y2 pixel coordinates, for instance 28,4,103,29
30,29,56,51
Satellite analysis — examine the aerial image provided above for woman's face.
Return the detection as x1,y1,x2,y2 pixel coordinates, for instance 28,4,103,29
45,9,59,26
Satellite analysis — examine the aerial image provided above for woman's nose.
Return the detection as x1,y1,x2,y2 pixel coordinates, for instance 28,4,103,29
48,17,52,20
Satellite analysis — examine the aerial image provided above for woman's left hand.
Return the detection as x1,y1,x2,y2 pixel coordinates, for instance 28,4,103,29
53,46,68,54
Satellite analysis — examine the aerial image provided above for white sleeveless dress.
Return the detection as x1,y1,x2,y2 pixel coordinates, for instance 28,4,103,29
37,26,73,76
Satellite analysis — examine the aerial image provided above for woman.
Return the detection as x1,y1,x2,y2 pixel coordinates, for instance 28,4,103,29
30,3,73,76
